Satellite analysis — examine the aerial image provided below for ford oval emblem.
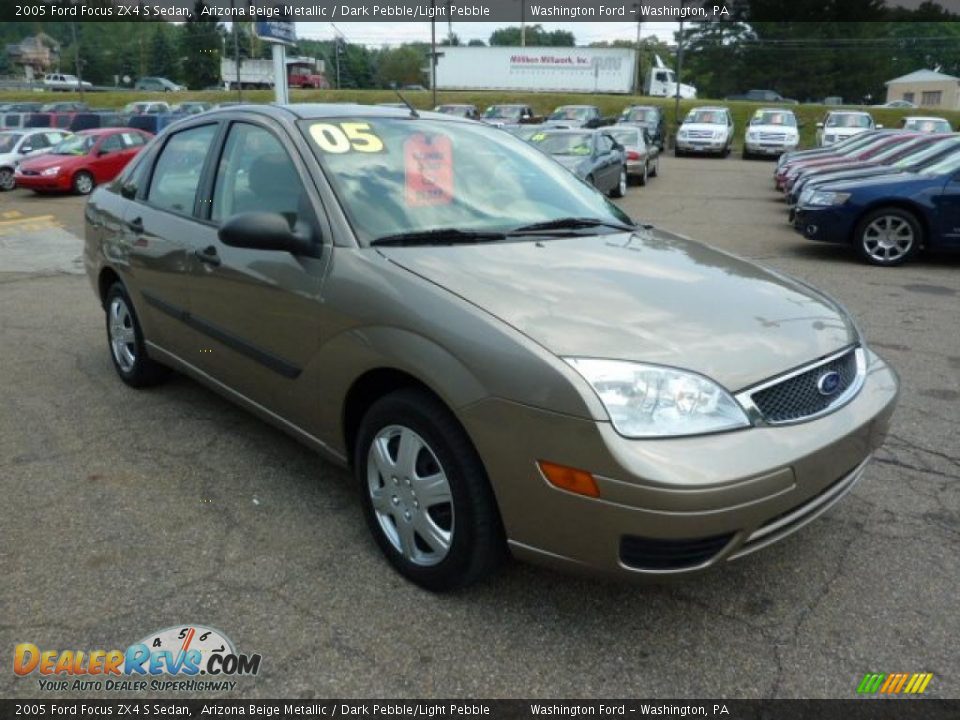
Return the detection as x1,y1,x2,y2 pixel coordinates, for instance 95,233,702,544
817,370,842,396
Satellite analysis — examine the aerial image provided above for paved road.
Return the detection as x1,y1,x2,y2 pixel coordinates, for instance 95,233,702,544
1,157,958,700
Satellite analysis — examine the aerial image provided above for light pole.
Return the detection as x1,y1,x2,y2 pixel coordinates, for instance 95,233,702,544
674,19,685,125
431,0,437,107
70,22,84,101
231,9,242,101
633,12,642,96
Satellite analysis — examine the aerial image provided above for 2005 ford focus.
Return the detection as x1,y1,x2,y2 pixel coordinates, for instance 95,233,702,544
84,105,898,591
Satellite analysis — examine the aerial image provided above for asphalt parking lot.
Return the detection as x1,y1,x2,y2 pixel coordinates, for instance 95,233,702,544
2,155,958,700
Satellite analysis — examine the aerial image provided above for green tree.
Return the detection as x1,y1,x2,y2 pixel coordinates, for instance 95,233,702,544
489,25,575,46
148,25,177,80
180,1,222,90
377,46,425,87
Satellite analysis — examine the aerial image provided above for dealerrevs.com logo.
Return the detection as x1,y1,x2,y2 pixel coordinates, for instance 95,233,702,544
857,672,934,695
14,624,261,692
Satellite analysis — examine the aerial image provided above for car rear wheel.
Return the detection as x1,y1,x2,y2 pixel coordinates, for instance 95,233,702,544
0,167,15,191
638,162,648,187
104,283,169,387
355,388,504,592
650,156,659,177
610,167,627,197
72,171,94,195
854,208,922,266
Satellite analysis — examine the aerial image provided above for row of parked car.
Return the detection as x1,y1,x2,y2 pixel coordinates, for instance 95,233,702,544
772,129,960,266
0,100,219,137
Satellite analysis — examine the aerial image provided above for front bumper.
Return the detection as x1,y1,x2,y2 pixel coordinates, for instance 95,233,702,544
792,205,858,243
459,349,898,580
14,172,71,191
677,138,726,154
746,141,797,156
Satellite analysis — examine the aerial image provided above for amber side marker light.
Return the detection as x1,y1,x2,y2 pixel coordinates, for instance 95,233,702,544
538,460,601,498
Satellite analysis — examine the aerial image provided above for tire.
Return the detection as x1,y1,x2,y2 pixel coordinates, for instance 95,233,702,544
355,388,505,592
72,171,94,195
0,167,15,191
853,207,922,266
742,149,751,160
674,147,684,157
638,162,648,187
610,166,627,198
104,282,169,387
649,156,659,178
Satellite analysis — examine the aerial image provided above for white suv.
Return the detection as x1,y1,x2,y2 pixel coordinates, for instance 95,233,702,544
816,111,876,147
743,108,800,159
675,106,734,157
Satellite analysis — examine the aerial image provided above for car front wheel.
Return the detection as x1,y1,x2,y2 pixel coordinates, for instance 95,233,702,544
854,207,922,266
104,283,169,387
610,166,627,197
72,171,94,195
355,388,504,592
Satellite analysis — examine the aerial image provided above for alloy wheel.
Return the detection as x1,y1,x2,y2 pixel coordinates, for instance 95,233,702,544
108,296,137,372
74,172,93,195
0,168,14,191
862,214,915,264
367,425,454,567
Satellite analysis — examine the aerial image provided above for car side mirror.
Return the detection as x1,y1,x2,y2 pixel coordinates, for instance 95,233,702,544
816,122,824,129
876,124,884,129
21,146,32,153
219,212,315,255
120,182,137,200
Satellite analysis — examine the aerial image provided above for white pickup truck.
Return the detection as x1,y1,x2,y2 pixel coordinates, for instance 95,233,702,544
43,73,92,91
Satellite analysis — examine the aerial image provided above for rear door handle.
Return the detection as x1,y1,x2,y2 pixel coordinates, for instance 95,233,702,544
195,245,221,267
126,216,143,233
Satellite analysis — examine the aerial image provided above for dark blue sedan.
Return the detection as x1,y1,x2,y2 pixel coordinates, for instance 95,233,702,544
793,151,960,265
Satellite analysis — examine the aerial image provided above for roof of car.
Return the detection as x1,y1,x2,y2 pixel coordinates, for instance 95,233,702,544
202,103,475,124
756,107,796,113
691,106,729,111
904,116,949,121
535,128,599,135
827,110,872,116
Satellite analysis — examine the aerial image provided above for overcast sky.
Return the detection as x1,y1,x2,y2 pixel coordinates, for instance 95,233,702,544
294,21,681,46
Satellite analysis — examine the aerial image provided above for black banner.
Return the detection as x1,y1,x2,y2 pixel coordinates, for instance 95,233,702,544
4,0,960,23
1,700,959,720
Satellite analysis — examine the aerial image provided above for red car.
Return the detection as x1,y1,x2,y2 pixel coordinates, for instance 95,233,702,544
15,127,152,195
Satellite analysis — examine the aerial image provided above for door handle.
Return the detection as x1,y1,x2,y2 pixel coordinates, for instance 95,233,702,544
126,216,143,233
195,245,221,267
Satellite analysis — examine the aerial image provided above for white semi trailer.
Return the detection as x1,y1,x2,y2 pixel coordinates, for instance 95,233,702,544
434,46,636,94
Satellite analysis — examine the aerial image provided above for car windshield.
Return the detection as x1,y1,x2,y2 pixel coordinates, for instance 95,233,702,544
622,108,658,123
685,110,725,125
751,111,796,127
826,114,871,128
299,118,630,245
530,132,593,155
607,129,640,146
894,138,960,169
124,103,148,113
484,106,521,120
918,150,960,176
903,118,951,133
0,134,22,152
437,106,471,117
549,107,591,121
53,134,95,156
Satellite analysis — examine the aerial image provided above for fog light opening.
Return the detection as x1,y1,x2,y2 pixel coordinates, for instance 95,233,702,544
806,224,818,236
537,460,600,498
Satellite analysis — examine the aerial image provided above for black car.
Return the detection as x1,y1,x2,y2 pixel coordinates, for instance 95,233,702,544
726,89,798,104
617,105,666,150
528,128,627,197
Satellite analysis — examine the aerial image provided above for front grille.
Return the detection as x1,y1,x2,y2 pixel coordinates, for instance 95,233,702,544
20,169,39,176
759,132,787,142
686,129,714,140
824,134,836,144
620,533,734,571
750,349,859,423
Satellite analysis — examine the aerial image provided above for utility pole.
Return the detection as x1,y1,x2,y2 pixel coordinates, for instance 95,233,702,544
331,24,343,89
232,8,242,101
70,22,84,101
521,0,526,47
431,0,437,107
633,14,642,96
674,19,684,125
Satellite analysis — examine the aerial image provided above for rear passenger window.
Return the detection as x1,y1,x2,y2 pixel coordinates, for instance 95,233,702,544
211,123,306,227
100,134,123,153
121,132,146,148
147,124,216,216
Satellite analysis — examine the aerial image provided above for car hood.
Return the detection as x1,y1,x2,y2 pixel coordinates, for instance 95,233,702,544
680,123,727,135
379,230,857,392
804,166,899,188
20,153,81,171
748,124,799,135
818,171,924,193
551,155,590,174
824,127,870,137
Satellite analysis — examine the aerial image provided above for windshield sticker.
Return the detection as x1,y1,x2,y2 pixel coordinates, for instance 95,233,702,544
404,133,454,207
530,132,547,142
309,122,384,154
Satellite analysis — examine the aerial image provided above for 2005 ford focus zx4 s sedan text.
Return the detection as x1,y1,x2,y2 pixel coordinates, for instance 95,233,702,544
84,104,899,591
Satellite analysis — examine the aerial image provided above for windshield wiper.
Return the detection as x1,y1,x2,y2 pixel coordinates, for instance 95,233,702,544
371,228,506,247
510,217,636,235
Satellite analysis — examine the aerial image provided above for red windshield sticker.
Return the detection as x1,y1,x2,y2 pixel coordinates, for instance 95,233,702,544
404,134,454,207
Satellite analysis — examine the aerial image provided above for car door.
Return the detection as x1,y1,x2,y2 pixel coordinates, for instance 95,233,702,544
124,121,221,357
182,118,330,429
88,133,127,183
596,134,618,190
936,170,960,246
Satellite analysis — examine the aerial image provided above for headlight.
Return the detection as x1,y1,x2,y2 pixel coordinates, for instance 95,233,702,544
799,188,814,205
565,358,750,438
785,133,799,144
714,130,727,140
41,166,61,176
677,129,688,138
807,190,851,207
747,131,758,140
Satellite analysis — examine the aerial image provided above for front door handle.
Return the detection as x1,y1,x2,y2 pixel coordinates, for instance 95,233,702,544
126,216,143,233
195,245,221,267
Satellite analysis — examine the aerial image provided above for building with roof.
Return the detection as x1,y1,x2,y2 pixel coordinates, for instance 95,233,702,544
884,69,960,110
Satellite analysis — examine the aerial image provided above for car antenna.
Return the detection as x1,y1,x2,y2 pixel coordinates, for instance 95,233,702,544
391,83,419,119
